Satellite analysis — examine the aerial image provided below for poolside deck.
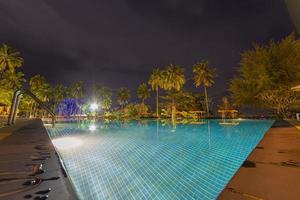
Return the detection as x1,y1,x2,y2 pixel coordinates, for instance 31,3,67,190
218,120,300,200
0,119,77,200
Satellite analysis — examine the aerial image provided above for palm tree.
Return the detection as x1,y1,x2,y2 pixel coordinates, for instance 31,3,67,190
0,70,26,90
95,84,112,110
137,83,150,104
29,75,50,117
49,84,66,113
161,64,186,121
29,75,50,101
148,68,163,117
69,81,84,115
117,87,131,107
193,61,216,115
0,70,26,116
0,44,24,79
69,81,84,99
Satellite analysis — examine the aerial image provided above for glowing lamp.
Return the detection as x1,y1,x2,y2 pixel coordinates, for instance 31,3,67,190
90,103,99,111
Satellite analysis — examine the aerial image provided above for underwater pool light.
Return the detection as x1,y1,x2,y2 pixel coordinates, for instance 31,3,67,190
52,137,82,150
89,124,97,131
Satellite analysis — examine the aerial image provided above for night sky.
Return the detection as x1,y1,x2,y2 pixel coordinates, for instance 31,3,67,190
0,0,296,100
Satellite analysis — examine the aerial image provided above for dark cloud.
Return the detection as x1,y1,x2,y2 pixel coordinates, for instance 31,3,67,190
128,0,269,27
0,0,296,101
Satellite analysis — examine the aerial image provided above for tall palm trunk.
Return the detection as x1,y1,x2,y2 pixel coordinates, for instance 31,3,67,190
171,96,176,127
156,86,159,118
204,85,209,116
53,103,57,115
30,102,35,118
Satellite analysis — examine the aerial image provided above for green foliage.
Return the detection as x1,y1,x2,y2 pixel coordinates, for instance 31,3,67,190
161,64,186,92
95,84,112,110
148,68,163,91
230,33,300,116
160,64,186,121
19,95,32,114
68,81,84,99
0,44,23,78
161,91,202,111
258,89,297,118
193,60,216,114
122,103,149,119
0,70,26,106
0,88,13,105
0,70,26,90
117,87,131,107
105,103,149,120
193,61,216,88
29,75,49,101
48,84,67,113
137,83,150,104
49,85,66,103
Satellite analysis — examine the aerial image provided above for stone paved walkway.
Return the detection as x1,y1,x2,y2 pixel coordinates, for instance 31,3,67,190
0,119,77,200
218,121,300,200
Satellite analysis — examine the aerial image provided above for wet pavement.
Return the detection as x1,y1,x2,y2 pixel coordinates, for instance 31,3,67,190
218,120,300,200
0,119,77,200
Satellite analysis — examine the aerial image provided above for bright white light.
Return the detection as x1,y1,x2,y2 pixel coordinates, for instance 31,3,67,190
52,137,82,150
90,103,99,111
89,124,97,131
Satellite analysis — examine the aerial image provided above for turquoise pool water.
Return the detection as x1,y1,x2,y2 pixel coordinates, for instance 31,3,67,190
46,119,274,200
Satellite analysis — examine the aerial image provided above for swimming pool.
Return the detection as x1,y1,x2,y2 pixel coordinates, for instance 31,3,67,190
46,119,274,200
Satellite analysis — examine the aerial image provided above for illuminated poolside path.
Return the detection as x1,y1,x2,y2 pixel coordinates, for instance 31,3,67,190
46,119,273,200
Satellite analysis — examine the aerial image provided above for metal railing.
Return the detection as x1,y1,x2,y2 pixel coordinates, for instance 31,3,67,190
7,89,55,126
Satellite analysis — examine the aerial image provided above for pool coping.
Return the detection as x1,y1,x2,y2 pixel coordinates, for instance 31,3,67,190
0,119,78,200
218,120,300,200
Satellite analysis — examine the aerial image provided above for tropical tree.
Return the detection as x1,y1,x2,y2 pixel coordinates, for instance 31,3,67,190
18,95,32,117
29,75,49,101
95,84,112,110
0,88,12,106
230,33,300,117
258,89,296,118
29,75,49,117
161,91,202,112
0,70,26,90
49,84,67,113
67,81,84,115
161,64,186,121
0,70,26,106
117,87,131,107
137,83,150,104
0,44,24,78
148,68,163,117
68,81,84,99
193,60,216,115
